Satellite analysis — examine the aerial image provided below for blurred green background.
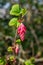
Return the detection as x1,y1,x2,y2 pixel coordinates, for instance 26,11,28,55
0,0,43,56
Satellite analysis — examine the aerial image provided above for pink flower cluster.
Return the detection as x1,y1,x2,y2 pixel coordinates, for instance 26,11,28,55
17,23,26,41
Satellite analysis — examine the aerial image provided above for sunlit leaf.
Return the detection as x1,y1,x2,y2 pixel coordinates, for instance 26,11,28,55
25,60,32,65
30,57,35,63
16,39,21,44
9,56,14,61
9,18,18,26
0,58,5,65
17,22,20,28
7,47,12,52
10,4,22,16
21,8,27,17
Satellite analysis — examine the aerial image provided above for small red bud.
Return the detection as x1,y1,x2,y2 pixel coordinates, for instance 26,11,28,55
18,19,22,23
15,44,19,54
14,59,16,63
12,47,15,51
6,64,8,65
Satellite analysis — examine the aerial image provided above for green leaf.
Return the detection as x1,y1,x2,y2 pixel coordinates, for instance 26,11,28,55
30,57,35,63
0,58,5,65
25,60,32,65
9,56,15,61
7,47,12,52
16,39,21,44
17,22,20,28
9,18,18,26
21,8,27,17
10,4,21,16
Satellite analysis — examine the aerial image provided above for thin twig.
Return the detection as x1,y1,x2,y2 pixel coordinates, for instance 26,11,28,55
31,41,34,56
13,29,17,45
29,26,40,51
16,56,43,63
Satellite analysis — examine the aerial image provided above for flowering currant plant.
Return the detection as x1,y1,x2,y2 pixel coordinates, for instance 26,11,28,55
6,4,35,65
9,4,27,41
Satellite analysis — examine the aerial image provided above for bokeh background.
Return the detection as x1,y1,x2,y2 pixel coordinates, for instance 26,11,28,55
0,0,43,57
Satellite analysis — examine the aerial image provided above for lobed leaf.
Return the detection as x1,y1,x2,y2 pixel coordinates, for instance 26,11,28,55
9,18,18,26
10,4,22,16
